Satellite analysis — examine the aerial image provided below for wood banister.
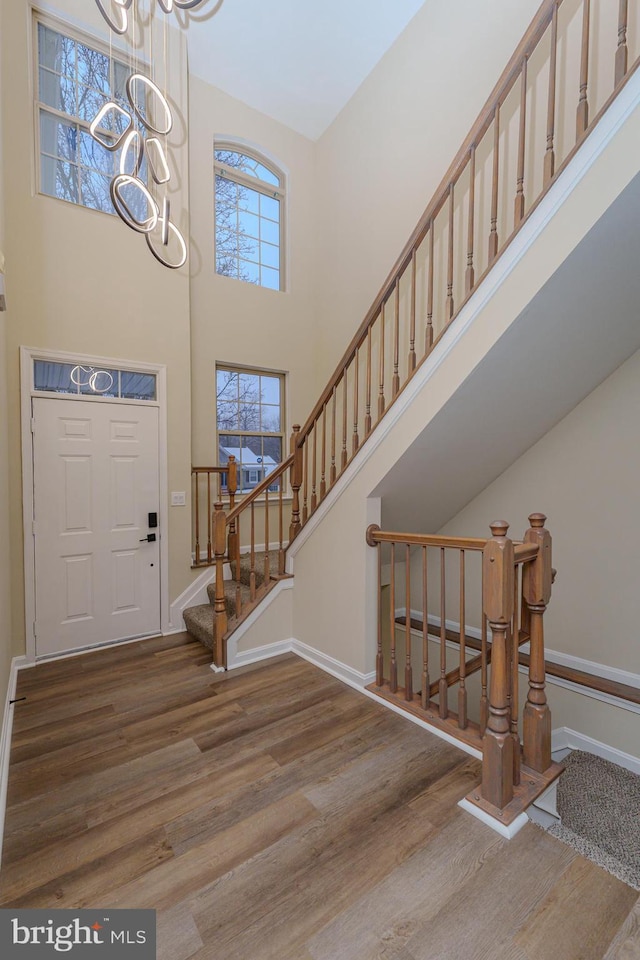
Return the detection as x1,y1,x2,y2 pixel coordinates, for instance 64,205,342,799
297,0,560,443
514,542,539,564
366,513,556,816
365,525,487,551
225,454,294,527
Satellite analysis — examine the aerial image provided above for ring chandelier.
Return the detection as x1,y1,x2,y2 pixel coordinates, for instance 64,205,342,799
90,0,205,268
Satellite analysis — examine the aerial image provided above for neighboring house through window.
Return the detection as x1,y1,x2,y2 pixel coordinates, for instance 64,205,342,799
214,143,285,291
216,365,285,493
35,14,145,213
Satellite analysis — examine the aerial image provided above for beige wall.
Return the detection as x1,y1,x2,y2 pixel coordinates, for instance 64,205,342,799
313,0,541,384
3,0,193,652
189,77,319,469
0,0,14,705
436,350,640,751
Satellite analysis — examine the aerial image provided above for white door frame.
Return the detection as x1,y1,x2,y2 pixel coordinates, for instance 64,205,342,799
20,345,170,662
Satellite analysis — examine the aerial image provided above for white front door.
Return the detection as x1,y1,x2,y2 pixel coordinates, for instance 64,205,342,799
32,397,161,657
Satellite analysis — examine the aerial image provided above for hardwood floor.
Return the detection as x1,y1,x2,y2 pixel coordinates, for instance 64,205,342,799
1,633,638,960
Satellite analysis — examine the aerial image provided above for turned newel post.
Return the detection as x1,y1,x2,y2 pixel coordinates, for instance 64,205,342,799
213,501,228,668
522,513,552,773
226,456,240,576
289,424,303,542
482,521,515,809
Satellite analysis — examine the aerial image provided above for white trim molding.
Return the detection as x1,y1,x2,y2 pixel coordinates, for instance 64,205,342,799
551,726,640,776
292,640,376,691
458,798,528,840
169,564,232,631
0,656,29,867
225,578,295,669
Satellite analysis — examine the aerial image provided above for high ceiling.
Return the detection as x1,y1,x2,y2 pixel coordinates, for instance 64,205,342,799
184,0,427,140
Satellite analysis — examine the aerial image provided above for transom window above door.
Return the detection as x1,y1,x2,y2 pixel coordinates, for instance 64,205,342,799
214,144,285,292
33,359,157,401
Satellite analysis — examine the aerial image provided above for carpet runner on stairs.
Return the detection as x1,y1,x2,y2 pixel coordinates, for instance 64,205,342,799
544,750,640,890
183,551,279,653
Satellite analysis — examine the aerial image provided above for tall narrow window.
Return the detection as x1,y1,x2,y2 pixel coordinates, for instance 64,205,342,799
214,145,285,291
216,365,285,493
35,16,144,213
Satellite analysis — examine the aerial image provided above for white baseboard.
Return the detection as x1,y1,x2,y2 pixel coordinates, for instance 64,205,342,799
225,579,295,668
398,607,640,714
0,656,28,868
228,632,376,689
228,638,295,670
458,798,528,840
291,640,376,691
551,726,640,775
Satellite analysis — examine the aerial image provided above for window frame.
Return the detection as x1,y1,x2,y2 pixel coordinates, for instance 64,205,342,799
32,10,148,215
214,141,286,292
216,363,286,496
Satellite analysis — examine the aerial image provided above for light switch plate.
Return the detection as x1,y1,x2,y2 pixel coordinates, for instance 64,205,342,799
171,491,186,506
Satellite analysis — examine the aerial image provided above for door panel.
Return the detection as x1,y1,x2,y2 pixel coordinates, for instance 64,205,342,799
33,397,160,656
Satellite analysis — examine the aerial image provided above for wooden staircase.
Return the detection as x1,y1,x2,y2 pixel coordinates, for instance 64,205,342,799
188,0,640,695
183,550,280,657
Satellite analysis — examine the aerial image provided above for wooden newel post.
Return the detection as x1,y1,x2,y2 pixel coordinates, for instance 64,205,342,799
226,456,240,577
213,502,228,668
482,521,515,810
289,425,303,542
522,512,552,773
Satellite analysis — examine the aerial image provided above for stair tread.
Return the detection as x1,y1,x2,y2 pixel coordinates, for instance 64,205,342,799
184,550,283,653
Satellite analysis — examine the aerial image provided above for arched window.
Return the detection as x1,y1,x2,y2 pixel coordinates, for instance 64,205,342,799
214,143,285,291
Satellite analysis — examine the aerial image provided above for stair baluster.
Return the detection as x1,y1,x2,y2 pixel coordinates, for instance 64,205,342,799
289,424,302,541
212,501,228,668
616,0,629,87
576,0,591,138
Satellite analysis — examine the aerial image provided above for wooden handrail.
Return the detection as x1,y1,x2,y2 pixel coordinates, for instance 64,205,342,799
298,0,561,441
366,524,487,552
225,454,294,527
514,542,539,564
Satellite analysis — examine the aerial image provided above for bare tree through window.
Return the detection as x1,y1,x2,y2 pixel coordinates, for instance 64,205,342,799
216,366,284,493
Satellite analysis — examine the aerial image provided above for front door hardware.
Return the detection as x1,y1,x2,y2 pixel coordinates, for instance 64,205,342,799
139,533,157,543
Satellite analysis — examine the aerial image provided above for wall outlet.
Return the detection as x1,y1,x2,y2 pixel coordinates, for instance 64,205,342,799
171,491,186,506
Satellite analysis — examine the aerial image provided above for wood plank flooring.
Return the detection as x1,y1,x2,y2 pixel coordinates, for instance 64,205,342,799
1,633,638,960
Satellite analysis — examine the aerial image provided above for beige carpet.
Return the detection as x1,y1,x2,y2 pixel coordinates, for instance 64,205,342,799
547,750,640,890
